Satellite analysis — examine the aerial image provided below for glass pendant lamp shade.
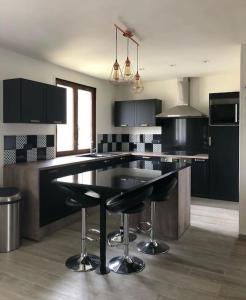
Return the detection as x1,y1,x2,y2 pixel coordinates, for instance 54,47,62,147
132,71,144,93
110,59,123,82
109,27,123,83
123,39,134,80
132,45,144,93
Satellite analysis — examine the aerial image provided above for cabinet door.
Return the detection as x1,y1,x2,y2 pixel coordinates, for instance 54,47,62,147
21,79,45,123
191,159,209,198
135,100,158,127
46,85,66,124
209,126,239,201
114,101,135,127
3,79,21,122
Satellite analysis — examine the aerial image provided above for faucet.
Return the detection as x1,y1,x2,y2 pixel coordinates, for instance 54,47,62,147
90,141,97,154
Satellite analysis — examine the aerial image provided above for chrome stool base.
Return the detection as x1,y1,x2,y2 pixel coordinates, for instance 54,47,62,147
65,254,100,272
108,255,145,274
107,230,137,246
137,240,169,255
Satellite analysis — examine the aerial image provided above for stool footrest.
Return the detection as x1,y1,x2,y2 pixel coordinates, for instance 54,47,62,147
137,221,152,234
86,228,100,242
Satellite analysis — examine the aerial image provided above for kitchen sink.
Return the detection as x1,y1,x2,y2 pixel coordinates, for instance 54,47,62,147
77,153,121,158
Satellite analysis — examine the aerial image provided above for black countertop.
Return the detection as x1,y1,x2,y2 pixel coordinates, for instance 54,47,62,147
55,159,190,194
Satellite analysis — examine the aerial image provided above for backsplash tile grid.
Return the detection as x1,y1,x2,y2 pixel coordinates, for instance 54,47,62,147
4,135,55,165
98,134,162,154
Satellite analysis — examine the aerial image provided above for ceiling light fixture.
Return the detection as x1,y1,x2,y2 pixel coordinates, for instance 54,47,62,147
110,24,143,93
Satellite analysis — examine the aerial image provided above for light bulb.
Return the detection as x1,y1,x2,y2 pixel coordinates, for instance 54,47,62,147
123,57,133,79
132,71,144,93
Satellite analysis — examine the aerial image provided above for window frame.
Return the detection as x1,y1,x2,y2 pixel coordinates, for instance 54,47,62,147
56,78,96,157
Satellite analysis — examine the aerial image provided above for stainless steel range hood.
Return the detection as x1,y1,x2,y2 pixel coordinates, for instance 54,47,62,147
156,77,206,118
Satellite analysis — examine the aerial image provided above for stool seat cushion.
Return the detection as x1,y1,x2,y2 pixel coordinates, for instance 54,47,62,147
123,202,145,214
107,185,153,214
55,183,100,208
150,176,177,202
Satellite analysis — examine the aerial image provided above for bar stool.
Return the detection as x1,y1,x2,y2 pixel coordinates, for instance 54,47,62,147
137,176,177,255
107,185,153,274
56,183,100,272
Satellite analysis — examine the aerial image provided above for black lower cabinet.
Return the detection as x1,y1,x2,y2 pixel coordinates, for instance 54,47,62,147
39,163,96,227
191,159,209,198
39,156,134,226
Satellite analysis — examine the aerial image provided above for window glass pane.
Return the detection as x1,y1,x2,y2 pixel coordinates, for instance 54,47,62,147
78,89,92,150
57,84,74,152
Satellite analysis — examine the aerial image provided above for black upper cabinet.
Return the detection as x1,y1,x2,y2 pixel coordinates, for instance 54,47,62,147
46,85,66,124
3,78,66,124
21,79,45,123
114,99,162,127
114,101,135,127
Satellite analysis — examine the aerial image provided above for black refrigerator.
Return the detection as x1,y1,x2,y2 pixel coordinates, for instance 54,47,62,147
209,92,239,202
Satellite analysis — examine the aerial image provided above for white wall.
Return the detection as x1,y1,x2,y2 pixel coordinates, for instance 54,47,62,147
0,46,116,183
115,71,240,134
239,45,246,236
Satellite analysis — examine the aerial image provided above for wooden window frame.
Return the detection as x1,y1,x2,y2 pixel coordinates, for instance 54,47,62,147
56,78,96,157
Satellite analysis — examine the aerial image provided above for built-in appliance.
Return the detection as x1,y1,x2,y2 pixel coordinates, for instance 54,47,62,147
156,77,206,118
209,92,239,126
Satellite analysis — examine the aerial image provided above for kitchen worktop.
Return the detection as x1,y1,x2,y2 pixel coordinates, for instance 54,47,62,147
4,151,208,171
55,159,190,193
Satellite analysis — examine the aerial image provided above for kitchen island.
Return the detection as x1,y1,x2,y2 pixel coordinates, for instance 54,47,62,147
55,158,191,274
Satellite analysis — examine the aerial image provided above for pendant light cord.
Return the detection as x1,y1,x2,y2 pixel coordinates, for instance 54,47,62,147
127,38,129,57
116,27,118,60
136,44,139,72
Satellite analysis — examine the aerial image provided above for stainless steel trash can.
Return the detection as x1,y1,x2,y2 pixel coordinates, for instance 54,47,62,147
0,187,21,253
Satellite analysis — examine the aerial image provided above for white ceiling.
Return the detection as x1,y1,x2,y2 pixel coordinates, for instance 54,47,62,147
0,0,245,81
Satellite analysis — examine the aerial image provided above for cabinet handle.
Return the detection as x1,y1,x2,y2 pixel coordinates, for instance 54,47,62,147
140,123,148,127
208,137,211,146
120,157,125,160
103,160,109,163
78,164,88,168
30,119,40,123
142,156,151,159
54,121,62,124
48,169,59,174
194,159,206,162
120,124,127,127
235,104,238,123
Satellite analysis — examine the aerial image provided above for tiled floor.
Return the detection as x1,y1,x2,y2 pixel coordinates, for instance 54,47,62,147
0,198,244,300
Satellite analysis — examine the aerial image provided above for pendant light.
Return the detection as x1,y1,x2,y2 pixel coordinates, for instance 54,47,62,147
109,27,123,83
123,38,134,80
132,44,144,93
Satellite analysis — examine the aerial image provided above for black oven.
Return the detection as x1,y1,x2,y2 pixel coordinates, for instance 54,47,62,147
209,92,239,126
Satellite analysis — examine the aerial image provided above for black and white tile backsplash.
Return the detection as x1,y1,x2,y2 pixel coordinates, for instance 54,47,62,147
4,135,55,165
97,134,162,153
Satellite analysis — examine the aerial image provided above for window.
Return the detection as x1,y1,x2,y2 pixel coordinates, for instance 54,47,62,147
56,79,96,156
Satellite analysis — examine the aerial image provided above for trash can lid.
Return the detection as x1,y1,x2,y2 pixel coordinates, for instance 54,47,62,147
0,187,21,204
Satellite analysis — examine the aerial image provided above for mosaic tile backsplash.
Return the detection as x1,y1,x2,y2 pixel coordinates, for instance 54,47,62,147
97,134,162,153
4,135,55,165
